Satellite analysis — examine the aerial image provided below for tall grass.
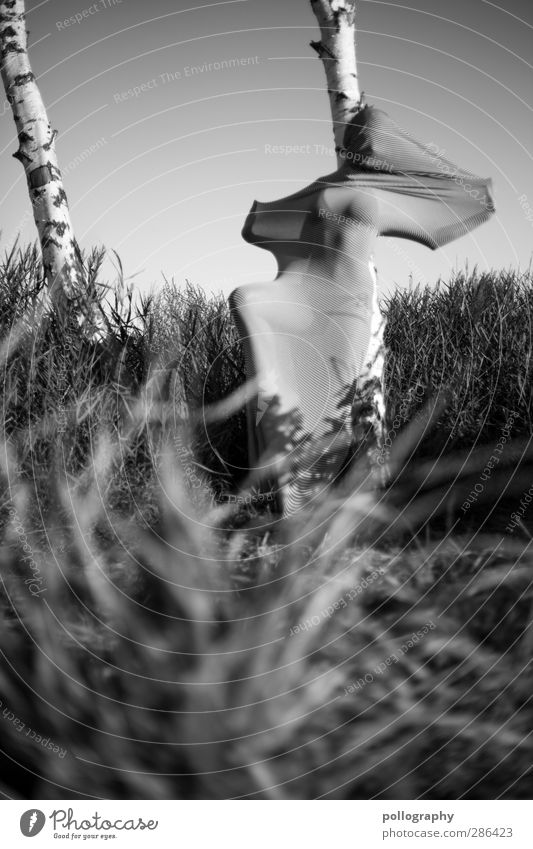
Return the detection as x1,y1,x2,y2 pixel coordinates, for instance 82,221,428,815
384,268,533,454
0,245,532,799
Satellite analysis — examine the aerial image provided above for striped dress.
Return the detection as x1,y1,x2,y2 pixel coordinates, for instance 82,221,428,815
229,105,495,516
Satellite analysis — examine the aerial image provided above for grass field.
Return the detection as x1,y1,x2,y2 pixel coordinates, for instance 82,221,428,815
0,243,532,799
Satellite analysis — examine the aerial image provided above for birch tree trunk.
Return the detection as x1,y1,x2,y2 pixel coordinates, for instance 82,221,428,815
309,0,362,164
0,0,81,309
310,0,386,475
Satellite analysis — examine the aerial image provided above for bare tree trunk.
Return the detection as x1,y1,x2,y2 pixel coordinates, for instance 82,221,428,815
0,0,81,309
309,0,362,164
310,0,385,475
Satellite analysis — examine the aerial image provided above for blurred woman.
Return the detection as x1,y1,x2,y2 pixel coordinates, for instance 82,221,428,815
230,105,495,516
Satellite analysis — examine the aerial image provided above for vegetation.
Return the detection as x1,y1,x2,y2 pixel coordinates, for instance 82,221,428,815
0,244,532,799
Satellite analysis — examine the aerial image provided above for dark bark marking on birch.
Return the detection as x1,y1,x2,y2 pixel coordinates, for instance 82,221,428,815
43,236,63,250
28,162,55,188
1,41,23,54
42,129,58,151
310,39,336,60
13,71,34,86
53,188,68,207
331,11,342,30
12,147,31,163
48,220,68,237
332,8,356,28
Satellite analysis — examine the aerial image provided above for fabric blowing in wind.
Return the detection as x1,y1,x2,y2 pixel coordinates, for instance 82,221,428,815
229,105,495,516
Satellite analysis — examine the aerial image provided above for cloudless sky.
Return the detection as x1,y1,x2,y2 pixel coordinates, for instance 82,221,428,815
0,0,532,299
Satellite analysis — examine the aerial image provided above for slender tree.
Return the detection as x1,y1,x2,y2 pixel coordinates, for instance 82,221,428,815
309,0,362,164
310,0,386,465
0,0,81,309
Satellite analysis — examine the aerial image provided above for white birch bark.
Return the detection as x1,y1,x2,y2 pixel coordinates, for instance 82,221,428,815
309,0,362,164
310,0,385,471
0,0,81,308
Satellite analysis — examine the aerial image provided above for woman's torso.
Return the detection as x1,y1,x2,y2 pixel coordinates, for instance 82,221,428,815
237,180,380,434
241,180,379,319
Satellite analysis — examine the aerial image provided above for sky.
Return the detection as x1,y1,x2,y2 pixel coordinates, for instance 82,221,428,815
0,0,532,300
